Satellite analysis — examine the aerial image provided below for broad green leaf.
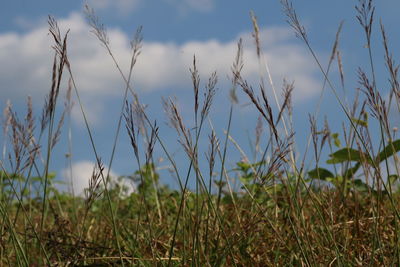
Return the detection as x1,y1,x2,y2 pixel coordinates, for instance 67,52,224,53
327,148,370,164
265,183,284,194
375,139,400,163
353,179,370,193
326,176,343,184
308,168,334,180
343,163,361,179
388,174,399,189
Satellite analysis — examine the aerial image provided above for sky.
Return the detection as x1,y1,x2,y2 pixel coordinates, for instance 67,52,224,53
1,0,400,195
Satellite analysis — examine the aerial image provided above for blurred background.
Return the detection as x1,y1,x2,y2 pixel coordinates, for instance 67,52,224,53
0,0,399,194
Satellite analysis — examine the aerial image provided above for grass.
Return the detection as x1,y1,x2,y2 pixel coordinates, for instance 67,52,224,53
1,0,400,265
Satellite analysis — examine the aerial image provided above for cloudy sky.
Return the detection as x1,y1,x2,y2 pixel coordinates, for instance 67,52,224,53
1,0,399,194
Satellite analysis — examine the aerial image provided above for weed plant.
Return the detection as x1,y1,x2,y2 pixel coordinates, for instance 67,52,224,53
1,0,400,265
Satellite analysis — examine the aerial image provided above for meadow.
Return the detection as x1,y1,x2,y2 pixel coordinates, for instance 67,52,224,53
1,0,400,265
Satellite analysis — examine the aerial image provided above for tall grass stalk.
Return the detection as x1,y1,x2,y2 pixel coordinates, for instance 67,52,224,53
2,1,400,265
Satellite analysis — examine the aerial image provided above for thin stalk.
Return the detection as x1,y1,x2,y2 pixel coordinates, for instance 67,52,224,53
66,66,125,265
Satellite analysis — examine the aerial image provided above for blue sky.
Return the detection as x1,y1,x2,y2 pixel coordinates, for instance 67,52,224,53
1,0,399,194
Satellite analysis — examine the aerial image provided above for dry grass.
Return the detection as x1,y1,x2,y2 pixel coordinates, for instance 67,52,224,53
1,0,400,266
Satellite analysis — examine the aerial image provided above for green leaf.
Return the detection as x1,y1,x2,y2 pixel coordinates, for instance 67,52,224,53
363,111,369,122
239,173,254,185
326,176,343,184
389,174,399,183
351,117,368,127
343,163,361,179
308,168,334,180
31,176,42,182
375,139,400,163
327,148,370,164
236,161,251,172
388,175,399,188
331,133,341,148
353,179,370,193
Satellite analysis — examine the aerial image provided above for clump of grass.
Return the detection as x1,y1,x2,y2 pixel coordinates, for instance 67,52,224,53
1,0,400,265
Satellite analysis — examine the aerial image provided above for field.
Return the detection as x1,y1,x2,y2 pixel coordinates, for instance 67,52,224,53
1,0,400,266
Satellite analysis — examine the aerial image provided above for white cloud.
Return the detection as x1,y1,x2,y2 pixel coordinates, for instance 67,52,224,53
61,160,135,196
0,13,319,125
85,0,142,16
70,96,105,126
0,13,127,100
